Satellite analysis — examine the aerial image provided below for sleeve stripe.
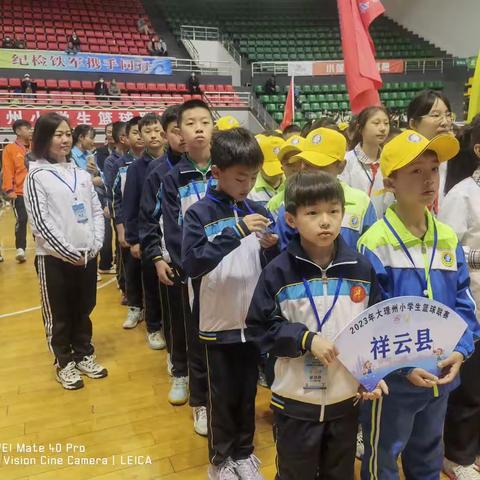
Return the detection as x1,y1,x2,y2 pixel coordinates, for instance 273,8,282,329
27,171,79,262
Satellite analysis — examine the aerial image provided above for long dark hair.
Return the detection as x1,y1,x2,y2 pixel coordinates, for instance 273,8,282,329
444,115,480,194
32,113,71,162
349,106,389,150
407,89,452,125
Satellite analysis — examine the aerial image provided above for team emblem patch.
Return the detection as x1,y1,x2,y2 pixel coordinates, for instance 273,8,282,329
350,286,366,303
349,215,359,228
312,134,322,144
291,138,300,145
440,251,455,268
273,147,280,155
408,133,422,143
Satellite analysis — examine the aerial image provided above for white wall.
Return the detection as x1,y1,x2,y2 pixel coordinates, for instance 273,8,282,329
190,40,241,86
382,0,480,57
216,110,264,134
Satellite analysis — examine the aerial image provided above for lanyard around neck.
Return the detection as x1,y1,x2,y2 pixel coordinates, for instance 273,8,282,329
206,192,254,216
302,276,343,332
48,168,77,195
191,177,213,201
383,214,438,298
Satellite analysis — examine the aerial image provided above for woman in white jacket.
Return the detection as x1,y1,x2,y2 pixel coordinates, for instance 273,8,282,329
439,117,480,478
24,113,108,390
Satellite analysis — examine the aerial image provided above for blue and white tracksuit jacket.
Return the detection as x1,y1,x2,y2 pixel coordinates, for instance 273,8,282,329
246,234,382,422
162,155,214,271
139,149,183,263
123,151,162,246
112,151,136,226
182,188,277,344
357,204,477,480
274,180,377,251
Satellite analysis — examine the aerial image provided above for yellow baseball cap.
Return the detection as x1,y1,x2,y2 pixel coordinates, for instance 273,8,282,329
278,135,306,163
216,115,240,131
338,121,349,132
257,135,285,177
380,130,460,177
289,127,347,167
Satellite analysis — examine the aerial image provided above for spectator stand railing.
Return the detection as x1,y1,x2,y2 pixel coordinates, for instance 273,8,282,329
251,58,458,76
180,25,243,68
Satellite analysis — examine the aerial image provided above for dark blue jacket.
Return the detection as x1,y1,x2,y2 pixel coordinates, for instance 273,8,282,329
103,149,123,205
112,151,137,226
182,188,278,344
139,148,183,262
162,155,214,270
123,151,162,245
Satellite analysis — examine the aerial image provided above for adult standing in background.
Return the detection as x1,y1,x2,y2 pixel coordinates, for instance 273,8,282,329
1,119,32,263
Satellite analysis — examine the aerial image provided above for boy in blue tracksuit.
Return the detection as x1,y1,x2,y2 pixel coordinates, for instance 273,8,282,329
139,105,189,406
358,130,478,480
158,99,214,436
112,116,144,329
123,113,166,350
273,128,377,251
247,171,386,480
182,127,279,480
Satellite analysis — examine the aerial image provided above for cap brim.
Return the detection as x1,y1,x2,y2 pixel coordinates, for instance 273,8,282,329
289,151,338,167
263,160,283,177
279,144,303,163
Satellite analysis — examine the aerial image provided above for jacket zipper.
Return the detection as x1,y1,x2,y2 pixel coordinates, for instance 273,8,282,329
319,267,328,422
233,206,247,343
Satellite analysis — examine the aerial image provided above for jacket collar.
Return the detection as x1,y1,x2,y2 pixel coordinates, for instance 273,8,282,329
253,173,284,193
384,203,436,248
287,233,358,270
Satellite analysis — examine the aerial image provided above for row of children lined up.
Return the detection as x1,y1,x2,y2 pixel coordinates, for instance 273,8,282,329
22,89,480,480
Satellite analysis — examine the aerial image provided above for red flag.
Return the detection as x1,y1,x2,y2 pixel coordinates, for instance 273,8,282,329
337,0,385,114
280,76,295,129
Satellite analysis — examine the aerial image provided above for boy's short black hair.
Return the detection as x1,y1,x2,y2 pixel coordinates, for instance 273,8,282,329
126,116,141,136
301,117,339,137
177,99,212,126
261,129,284,138
285,171,345,215
282,124,301,136
12,119,31,134
111,121,127,143
160,105,180,131
211,127,263,170
138,113,162,132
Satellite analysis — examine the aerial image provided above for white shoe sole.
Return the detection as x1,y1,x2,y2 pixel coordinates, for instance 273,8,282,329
16,255,26,263
168,387,189,406
76,368,108,379
123,319,141,329
55,374,84,390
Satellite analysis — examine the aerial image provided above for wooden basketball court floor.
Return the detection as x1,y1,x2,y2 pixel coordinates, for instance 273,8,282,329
0,205,448,479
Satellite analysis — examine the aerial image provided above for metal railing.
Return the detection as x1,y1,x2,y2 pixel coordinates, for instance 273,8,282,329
182,38,199,61
180,25,220,41
170,58,232,76
251,57,456,76
221,38,243,68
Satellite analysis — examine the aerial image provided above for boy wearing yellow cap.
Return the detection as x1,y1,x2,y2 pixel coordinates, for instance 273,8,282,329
358,130,477,480
266,135,306,217
274,128,377,251
249,135,286,207
215,115,240,131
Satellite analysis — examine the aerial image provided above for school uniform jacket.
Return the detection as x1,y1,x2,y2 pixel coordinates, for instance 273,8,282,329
274,181,377,251
112,151,136,226
439,174,480,317
246,234,382,422
248,174,285,207
139,149,183,263
358,205,477,393
123,151,162,246
182,188,277,344
24,160,104,264
162,155,214,269
341,145,394,218
103,149,123,204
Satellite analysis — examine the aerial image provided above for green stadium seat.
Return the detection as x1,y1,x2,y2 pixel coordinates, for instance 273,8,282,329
255,85,264,95
273,112,283,122
311,102,320,112
266,103,277,113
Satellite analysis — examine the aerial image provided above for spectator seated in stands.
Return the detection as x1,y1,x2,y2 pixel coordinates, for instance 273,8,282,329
264,74,277,95
159,38,168,56
187,72,201,94
65,31,81,54
94,77,109,100
14,38,26,49
137,17,150,35
21,74,37,95
147,36,163,56
108,78,121,101
2,36,14,48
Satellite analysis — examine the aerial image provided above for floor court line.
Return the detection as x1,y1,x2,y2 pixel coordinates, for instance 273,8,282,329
0,277,117,319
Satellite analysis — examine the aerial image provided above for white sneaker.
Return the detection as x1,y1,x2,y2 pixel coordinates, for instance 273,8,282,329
76,355,108,379
193,406,208,436
257,368,268,388
444,459,480,480
98,266,116,274
56,361,84,390
97,272,102,282
122,306,143,329
168,376,189,405
234,455,264,480
15,248,26,263
356,427,364,459
166,353,173,376
208,459,239,480
147,330,166,350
